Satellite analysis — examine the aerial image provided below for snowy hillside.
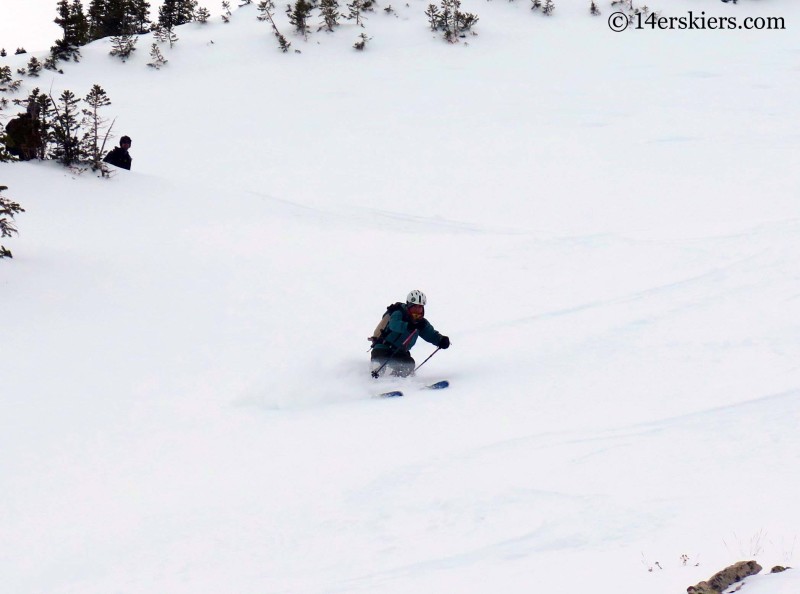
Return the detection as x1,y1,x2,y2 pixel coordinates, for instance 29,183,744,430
2,1,799,593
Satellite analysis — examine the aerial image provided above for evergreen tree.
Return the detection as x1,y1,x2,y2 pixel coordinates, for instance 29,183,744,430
54,0,72,40
52,0,87,60
0,185,25,259
222,1,232,22
426,0,477,42
159,0,197,29
424,4,440,30
256,0,274,21
0,132,14,160
286,0,313,38
20,89,52,161
87,0,149,38
26,57,42,77
50,90,83,166
105,0,135,36
590,0,600,15
154,24,180,48
195,5,212,22
542,0,554,15
130,0,152,33
109,34,138,59
353,32,371,50
0,49,6,57
319,0,340,31
344,0,367,27
81,85,113,172
43,55,60,71
87,0,109,39
71,0,90,44
147,43,168,68
258,1,292,52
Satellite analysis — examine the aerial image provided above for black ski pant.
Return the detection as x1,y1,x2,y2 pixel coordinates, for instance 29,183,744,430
370,349,415,377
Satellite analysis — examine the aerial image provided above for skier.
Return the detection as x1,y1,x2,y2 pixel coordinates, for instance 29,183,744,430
369,290,450,377
103,135,132,170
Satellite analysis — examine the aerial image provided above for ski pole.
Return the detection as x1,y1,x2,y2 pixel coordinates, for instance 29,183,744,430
371,330,418,378
414,347,441,373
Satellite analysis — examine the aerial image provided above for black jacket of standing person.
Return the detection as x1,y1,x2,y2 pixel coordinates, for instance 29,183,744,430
103,135,132,170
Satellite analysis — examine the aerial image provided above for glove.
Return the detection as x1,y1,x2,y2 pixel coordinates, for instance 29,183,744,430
438,336,450,349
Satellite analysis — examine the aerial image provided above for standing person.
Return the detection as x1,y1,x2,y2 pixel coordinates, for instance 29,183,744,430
369,290,450,377
103,135,132,170
4,101,43,160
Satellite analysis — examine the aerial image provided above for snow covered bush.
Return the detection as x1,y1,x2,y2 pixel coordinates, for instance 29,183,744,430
0,185,25,259
353,32,371,49
425,0,478,42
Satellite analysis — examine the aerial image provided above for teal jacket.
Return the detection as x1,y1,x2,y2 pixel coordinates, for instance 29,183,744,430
373,304,443,354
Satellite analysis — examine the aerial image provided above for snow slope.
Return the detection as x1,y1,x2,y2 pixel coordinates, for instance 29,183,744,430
1,1,799,593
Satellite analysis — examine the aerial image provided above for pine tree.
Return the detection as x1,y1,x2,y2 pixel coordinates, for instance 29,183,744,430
195,5,212,22
257,0,274,20
105,0,135,36
153,18,180,47
426,0,477,42
542,0,554,15
0,185,25,259
0,49,6,57
222,0,232,22
353,32,371,50
344,0,367,27
27,89,52,160
424,4,440,30
71,0,90,44
43,55,60,71
81,84,113,172
50,90,84,166
257,1,292,52
0,131,14,160
54,0,72,41
319,0,340,32
87,0,108,39
159,0,197,29
590,1,600,15
130,0,152,33
147,43,169,67
52,0,87,60
109,34,138,59
286,0,313,38
26,57,42,77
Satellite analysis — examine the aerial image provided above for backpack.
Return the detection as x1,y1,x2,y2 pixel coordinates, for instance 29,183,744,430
368,302,405,347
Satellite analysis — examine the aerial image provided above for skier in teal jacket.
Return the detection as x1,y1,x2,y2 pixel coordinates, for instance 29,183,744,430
370,290,450,377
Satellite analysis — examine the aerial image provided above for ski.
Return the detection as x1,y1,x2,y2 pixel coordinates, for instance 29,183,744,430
374,381,449,399
376,390,404,398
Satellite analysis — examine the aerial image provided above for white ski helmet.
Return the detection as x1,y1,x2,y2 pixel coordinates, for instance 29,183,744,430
406,290,427,306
